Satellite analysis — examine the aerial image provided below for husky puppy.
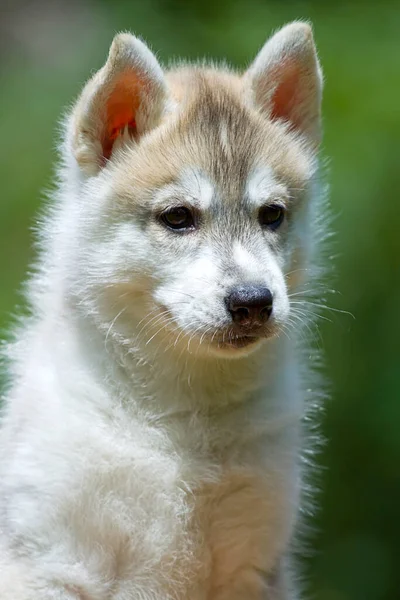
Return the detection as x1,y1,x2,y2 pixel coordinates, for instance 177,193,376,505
0,21,326,600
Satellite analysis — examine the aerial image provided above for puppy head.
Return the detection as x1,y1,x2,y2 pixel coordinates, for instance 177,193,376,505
68,23,323,358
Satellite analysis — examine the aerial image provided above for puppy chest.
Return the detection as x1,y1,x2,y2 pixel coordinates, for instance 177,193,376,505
191,469,293,586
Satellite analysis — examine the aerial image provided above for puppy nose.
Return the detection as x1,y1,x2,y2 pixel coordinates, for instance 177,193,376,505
225,285,273,326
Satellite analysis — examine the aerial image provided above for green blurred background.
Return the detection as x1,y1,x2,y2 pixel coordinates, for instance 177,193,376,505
1,0,399,598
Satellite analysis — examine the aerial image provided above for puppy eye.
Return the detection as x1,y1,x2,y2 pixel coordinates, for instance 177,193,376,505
160,206,195,231
259,205,285,230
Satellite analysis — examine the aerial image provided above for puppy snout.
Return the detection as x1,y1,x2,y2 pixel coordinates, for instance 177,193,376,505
225,285,273,327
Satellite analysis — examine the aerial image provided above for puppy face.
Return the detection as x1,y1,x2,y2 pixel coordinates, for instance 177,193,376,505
69,25,322,358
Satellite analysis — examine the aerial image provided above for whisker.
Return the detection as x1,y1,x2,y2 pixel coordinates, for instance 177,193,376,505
137,310,172,337
104,306,127,352
293,300,355,319
290,304,333,324
145,318,177,346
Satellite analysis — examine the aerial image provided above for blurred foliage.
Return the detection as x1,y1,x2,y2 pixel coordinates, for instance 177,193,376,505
1,1,399,598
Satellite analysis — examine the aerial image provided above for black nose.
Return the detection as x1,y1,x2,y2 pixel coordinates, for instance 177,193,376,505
225,285,273,326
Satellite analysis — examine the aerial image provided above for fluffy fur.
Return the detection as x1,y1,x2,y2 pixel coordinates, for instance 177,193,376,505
0,22,329,599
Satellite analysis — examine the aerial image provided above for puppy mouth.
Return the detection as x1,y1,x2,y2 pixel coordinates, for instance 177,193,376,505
216,334,261,350
210,322,279,352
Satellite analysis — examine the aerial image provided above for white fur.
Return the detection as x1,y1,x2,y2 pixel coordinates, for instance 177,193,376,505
152,168,214,212
0,23,327,600
246,167,289,209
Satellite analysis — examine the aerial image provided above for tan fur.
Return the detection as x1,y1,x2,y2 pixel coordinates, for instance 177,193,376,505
111,70,314,210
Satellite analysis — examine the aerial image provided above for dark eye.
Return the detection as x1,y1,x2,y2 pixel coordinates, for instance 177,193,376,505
160,207,195,231
259,205,285,230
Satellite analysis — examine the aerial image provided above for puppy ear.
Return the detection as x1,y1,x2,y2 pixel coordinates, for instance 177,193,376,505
245,22,323,146
70,33,167,175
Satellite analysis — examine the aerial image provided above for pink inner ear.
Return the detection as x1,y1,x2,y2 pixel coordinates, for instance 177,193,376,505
269,61,302,129
102,71,139,160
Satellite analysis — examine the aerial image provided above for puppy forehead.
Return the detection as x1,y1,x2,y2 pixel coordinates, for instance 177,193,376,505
246,167,289,207
153,165,287,212
152,168,214,209
113,72,314,205
179,169,214,209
